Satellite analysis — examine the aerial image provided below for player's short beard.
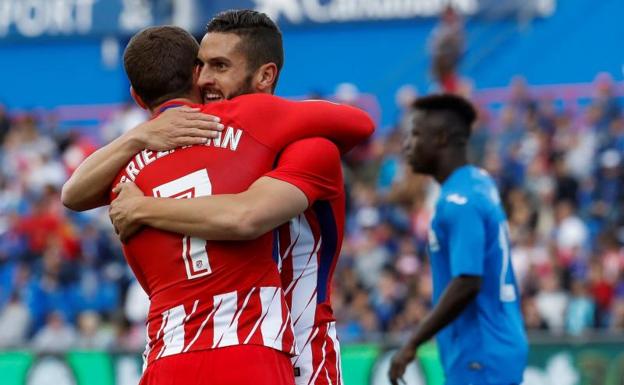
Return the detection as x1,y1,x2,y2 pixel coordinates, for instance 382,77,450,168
227,72,256,100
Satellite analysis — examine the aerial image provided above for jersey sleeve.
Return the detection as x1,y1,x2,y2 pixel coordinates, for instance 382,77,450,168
264,137,342,205
230,94,374,154
444,196,486,277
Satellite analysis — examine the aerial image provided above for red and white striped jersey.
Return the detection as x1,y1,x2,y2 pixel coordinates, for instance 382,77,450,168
267,138,347,385
109,95,374,369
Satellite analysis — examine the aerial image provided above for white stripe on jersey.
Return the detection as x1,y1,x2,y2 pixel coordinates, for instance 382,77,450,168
328,322,343,385
213,292,240,348
288,215,320,326
142,322,150,373
155,313,167,341
293,326,319,384
325,367,332,385
160,305,186,358
280,217,302,272
281,311,297,355
260,287,283,349
184,300,199,323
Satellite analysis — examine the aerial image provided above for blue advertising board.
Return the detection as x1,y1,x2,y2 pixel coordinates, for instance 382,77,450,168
0,0,556,42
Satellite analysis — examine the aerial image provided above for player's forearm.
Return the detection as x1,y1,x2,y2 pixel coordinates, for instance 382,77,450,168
131,179,308,241
405,275,481,349
61,131,144,211
133,195,264,241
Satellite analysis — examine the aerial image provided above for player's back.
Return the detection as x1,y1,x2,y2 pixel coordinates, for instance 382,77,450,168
429,165,528,385
113,98,292,368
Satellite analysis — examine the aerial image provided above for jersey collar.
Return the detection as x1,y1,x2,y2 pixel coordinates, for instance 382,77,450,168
153,100,200,118
442,164,474,189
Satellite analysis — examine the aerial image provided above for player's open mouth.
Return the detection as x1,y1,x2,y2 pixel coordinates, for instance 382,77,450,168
203,92,223,103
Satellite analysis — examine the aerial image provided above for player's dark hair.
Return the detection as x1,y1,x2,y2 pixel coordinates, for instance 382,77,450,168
412,94,477,144
206,9,283,92
124,26,199,109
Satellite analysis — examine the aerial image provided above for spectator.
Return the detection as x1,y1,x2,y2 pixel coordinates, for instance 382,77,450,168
565,280,595,335
429,5,465,93
0,292,30,347
0,104,11,145
535,271,569,332
75,311,114,350
31,311,77,352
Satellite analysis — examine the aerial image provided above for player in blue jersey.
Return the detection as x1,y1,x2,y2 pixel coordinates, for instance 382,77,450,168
389,94,527,385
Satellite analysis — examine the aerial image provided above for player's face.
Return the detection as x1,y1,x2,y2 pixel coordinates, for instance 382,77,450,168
404,111,437,174
197,32,256,103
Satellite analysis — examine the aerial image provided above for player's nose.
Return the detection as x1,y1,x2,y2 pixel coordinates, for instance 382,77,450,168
197,67,215,87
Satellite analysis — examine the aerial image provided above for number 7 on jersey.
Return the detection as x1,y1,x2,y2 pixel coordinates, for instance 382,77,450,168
152,169,212,280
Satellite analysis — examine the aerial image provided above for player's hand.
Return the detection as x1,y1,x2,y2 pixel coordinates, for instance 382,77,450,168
132,107,224,151
110,182,145,243
389,344,417,385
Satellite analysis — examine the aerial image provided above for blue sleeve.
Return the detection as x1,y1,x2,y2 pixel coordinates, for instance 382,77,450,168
444,198,485,277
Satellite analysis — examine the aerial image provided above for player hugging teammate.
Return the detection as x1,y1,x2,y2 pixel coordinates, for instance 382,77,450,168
63,9,374,385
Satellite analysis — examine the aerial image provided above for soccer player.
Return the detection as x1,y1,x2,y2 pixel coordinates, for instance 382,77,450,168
63,24,373,385
111,134,348,385
389,94,527,385
63,10,364,385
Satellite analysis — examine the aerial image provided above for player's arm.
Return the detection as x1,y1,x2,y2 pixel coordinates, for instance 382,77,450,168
389,275,481,384
110,138,341,242
61,107,223,211
389,200,485,385
237,94,375,153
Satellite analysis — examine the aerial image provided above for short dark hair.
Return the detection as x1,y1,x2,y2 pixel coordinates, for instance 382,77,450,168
206,9,283,91
124,26,199,109
412,94,477,142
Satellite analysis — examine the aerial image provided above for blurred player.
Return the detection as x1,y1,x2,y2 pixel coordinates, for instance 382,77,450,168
63,22,373,385
389,94,527,385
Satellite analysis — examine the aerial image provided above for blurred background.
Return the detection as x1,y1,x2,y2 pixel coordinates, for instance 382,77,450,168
1,0,624,384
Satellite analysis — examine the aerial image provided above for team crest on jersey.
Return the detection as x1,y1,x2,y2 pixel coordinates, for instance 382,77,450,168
446,193,468,205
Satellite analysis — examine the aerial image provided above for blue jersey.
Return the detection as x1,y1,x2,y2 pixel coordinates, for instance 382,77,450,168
428,165,528,385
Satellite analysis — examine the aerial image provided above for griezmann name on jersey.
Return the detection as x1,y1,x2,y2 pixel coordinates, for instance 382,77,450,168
428,165,528,385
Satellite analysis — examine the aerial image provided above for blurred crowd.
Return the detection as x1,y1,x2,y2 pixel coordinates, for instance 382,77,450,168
0,72,622,352
335,73,624,342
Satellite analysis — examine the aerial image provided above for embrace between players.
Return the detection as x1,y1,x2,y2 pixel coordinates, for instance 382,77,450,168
63,9,527,385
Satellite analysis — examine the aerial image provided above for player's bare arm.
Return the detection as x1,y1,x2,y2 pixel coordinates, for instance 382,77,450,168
61,107,223,211
110,176,308,242
109,137,340,242
388,275,482,385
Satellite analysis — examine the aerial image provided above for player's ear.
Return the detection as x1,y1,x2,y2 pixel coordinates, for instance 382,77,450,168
130,87,148,110
253,63,278,94
437,130,449,146
193,62,201,83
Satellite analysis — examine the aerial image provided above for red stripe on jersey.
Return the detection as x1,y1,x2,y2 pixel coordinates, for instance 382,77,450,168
278,222,295,308
307,323,328,385
297,322,342,385
320,324,340,385
238,290,264,346
183,299,217,354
